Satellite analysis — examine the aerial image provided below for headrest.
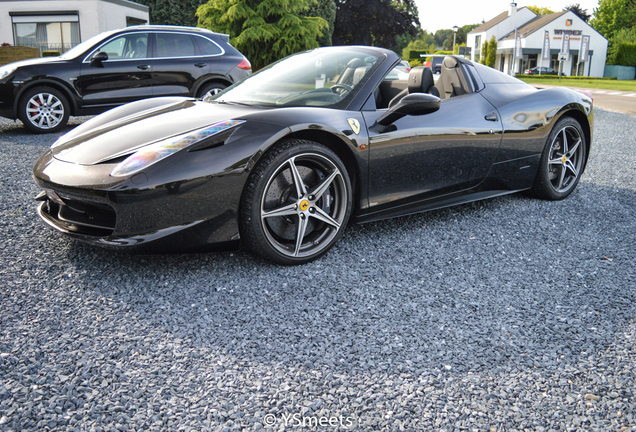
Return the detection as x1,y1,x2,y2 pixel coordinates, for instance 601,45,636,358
407,66,425,93
421,67,434,90
443,56,458,68
347,58,366,68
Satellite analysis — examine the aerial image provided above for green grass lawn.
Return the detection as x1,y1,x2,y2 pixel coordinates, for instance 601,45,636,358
518,77,636,92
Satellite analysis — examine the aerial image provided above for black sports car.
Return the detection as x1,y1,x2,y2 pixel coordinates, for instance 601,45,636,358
33,46,593,264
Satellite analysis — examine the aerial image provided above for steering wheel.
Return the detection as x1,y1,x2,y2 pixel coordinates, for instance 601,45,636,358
330,84,353,96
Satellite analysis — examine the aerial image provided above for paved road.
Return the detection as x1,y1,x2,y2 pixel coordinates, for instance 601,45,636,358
537,85,636,116
1,110,635,431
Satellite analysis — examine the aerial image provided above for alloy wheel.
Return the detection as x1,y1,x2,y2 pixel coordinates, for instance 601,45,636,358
547,125,584,194
260,153,348,259
25,93,65,130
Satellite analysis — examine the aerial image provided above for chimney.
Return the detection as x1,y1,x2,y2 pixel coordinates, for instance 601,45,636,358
509,1,517,16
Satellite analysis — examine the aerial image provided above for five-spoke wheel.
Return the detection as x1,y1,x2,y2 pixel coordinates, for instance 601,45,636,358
240,140,352,264
18,87,70,133
533,116,587,200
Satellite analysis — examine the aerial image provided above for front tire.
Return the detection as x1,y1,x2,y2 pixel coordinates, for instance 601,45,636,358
18,86,70,133
532,116,587,200
240,139,352,265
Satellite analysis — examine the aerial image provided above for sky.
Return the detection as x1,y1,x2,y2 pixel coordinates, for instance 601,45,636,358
415,0,601,33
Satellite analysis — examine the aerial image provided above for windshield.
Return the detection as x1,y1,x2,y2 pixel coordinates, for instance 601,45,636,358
211,47,384,109
60,30,118,60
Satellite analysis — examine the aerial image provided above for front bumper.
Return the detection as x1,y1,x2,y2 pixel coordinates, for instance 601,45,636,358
33,151,246,253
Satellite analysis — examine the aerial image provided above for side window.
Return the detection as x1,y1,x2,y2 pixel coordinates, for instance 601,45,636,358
193,36,222,56
156,33,196,58
93,33,148,60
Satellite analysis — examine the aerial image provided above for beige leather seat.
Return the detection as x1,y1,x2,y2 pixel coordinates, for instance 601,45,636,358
435,56,471,99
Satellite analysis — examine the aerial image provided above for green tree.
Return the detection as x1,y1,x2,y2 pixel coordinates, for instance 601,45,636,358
401,30,435,60
480,40,488,64
135,0,207,26
434,29,453,47
564,3,591,22
486,35,497,68
305,0,336,46
197,0,327,70
333,0,420,50
527,5,555,15
590,0,636,40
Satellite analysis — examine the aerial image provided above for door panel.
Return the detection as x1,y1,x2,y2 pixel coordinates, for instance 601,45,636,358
77,33,153,107
151,32,202,97
363,93,502,211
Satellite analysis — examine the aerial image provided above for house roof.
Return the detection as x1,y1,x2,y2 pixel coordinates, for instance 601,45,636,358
469,7,534,34
501,10,568,40
469,10,511,34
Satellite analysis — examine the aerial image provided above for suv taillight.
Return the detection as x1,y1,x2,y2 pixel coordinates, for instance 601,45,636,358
237,60,251,70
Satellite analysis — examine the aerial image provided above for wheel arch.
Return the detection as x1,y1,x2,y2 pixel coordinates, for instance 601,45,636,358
282,129,361,219
193,76,233,98
557,105,591,168
14,79,78,117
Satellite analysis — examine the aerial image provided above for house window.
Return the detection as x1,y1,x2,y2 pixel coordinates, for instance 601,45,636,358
126,17,147,26
11,13,80,54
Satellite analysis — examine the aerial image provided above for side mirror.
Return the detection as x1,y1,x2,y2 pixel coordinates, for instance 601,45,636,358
376,93,441,126
90,51,108,66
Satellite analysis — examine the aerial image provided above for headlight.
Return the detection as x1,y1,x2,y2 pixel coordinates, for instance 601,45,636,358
0,66,17,80
110,119,245,177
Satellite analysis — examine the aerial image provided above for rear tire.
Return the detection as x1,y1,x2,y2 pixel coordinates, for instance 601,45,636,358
198,82,227,100
240,139,352,265
532,116,587,200
18,86,70,134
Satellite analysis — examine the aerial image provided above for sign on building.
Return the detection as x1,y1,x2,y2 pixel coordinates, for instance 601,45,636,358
542,30,550,61
561,33,570,58
580,35,590,62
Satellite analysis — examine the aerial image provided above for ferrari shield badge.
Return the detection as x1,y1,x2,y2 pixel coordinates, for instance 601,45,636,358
347,118,361,135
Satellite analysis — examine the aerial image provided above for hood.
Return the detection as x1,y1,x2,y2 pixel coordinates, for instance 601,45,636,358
8,56,66,69
52,98,264,165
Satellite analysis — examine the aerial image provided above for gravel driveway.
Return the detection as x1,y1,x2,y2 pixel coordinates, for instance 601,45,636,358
1,109,635,432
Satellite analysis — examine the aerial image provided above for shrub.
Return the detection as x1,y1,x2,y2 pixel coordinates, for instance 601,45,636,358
42,51,60,57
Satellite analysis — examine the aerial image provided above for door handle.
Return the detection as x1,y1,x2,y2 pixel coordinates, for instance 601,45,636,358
137,65,151,70
485,112,498,122
194,63,207,68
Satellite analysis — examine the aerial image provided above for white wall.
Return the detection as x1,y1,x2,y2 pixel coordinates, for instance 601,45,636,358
523,11,608,77
0,0,149,46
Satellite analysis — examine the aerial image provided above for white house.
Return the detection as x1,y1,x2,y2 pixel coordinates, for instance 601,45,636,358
0,0,149,53
468,3,608,77
467,5,537,64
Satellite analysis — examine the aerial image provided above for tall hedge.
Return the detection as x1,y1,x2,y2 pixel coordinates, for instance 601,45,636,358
607,27,636,67
611,43,636,67
486,36,497,68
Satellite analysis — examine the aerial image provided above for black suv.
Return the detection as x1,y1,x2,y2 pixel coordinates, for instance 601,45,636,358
0,25,251,133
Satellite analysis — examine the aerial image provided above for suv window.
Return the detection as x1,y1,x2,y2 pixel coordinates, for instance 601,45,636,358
193,35,222,56
93,33,148,60
156,33,195,58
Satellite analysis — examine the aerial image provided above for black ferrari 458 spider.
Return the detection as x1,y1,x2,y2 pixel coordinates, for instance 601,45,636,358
33,46,593,264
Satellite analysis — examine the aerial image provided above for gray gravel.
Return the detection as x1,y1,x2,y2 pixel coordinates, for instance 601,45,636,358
1,110,635,432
